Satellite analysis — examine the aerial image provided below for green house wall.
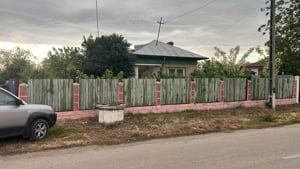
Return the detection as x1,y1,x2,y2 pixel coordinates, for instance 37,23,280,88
136,55,198,65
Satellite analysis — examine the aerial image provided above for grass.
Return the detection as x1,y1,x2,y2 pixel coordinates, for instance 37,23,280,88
1,104,300,155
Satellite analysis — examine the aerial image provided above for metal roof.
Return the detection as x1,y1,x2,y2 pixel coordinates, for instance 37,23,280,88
133,40,207,60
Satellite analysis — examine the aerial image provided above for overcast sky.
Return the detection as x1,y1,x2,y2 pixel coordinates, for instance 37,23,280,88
0,0,268,62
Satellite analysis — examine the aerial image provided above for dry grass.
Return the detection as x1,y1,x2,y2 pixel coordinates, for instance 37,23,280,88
1,104,300,155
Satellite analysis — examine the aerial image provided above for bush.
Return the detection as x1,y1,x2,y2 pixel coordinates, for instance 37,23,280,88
258,114,276,122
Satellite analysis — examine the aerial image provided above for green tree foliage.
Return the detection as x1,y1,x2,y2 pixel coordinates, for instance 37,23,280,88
81,34,135,78
192,46,254,78
259,0,300,75
256,48,282,77
42,47,83,80
0,48,43,83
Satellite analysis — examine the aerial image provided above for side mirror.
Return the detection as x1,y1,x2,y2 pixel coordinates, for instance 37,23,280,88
16,99,23,106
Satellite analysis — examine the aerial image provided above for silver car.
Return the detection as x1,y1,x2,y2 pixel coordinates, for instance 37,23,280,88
0,87,57,141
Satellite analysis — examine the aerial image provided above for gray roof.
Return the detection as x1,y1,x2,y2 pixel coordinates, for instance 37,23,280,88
133,40,207,60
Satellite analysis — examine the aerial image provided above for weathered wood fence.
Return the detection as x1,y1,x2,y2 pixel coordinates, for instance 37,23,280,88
28,79,73,111
224,78,247,102
79,79,119,110
160,78,190,105
26,77,296,111
124,79,156,107
252,77,294,100
194,78,220,103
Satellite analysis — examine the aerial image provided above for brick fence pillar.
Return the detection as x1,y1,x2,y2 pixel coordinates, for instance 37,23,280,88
247,80,252,101
220,81,224,102
292,80,297,99
118,82,124,104
18,83,28,102
156,82,161,105
190,81,195,103
73,83,80,111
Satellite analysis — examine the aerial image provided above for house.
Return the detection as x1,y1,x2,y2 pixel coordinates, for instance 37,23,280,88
132,40,207,78
244,62,263,76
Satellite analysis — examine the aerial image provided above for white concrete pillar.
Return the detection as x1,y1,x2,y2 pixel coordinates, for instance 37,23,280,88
296,76,299,104
134,66,139,79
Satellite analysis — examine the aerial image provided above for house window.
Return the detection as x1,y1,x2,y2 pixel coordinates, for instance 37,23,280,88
169,69,176,76
167,68,186,77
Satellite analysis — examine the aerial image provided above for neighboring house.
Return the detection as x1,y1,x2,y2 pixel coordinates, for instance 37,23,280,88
132,40,207,78
244,62,263,76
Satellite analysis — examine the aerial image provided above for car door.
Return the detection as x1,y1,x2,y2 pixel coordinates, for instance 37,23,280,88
0,89,28,137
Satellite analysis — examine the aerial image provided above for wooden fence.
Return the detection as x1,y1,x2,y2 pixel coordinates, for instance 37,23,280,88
276,77,294,99
79,79,118,110
224,78,247,102
28,79,73,112
26,77,296,111
252,78,269,100
160,78,190,105
194,78,220,103
124,79,156,107
252,77,294,100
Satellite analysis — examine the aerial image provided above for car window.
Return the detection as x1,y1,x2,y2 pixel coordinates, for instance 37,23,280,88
0,90,17,105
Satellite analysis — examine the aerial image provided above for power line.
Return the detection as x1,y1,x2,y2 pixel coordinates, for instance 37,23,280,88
165,0,217,24
202,0,266,46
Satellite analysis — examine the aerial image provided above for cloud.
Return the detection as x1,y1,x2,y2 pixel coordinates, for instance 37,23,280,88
0,0,268,60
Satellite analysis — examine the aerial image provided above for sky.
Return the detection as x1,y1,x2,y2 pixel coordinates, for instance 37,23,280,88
0,0,269,62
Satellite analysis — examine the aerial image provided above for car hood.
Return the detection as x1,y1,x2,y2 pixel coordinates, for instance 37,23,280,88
22,104,55,114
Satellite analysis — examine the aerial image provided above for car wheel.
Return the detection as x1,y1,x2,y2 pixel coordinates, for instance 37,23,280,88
29,119,49,141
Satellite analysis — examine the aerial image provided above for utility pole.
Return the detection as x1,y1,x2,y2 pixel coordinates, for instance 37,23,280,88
96,0,100,37
269,0,276,109
156,17,164,46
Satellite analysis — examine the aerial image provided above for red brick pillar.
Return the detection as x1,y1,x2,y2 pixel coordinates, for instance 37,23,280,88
18,83,28,102
190,81,195,103
73,83,80,111
247,80,252,101
292,80,297,98
156,82,161,105
220,81,224,102
118,82,124,104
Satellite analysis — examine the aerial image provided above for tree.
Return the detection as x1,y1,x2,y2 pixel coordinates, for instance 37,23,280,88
0,48,40,83
192,46,255,78
42,47,83,80
81,34,135,78
259,0,300,75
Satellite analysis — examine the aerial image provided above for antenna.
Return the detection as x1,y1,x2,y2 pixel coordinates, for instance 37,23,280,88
156,17,164,46
96,0,100,37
